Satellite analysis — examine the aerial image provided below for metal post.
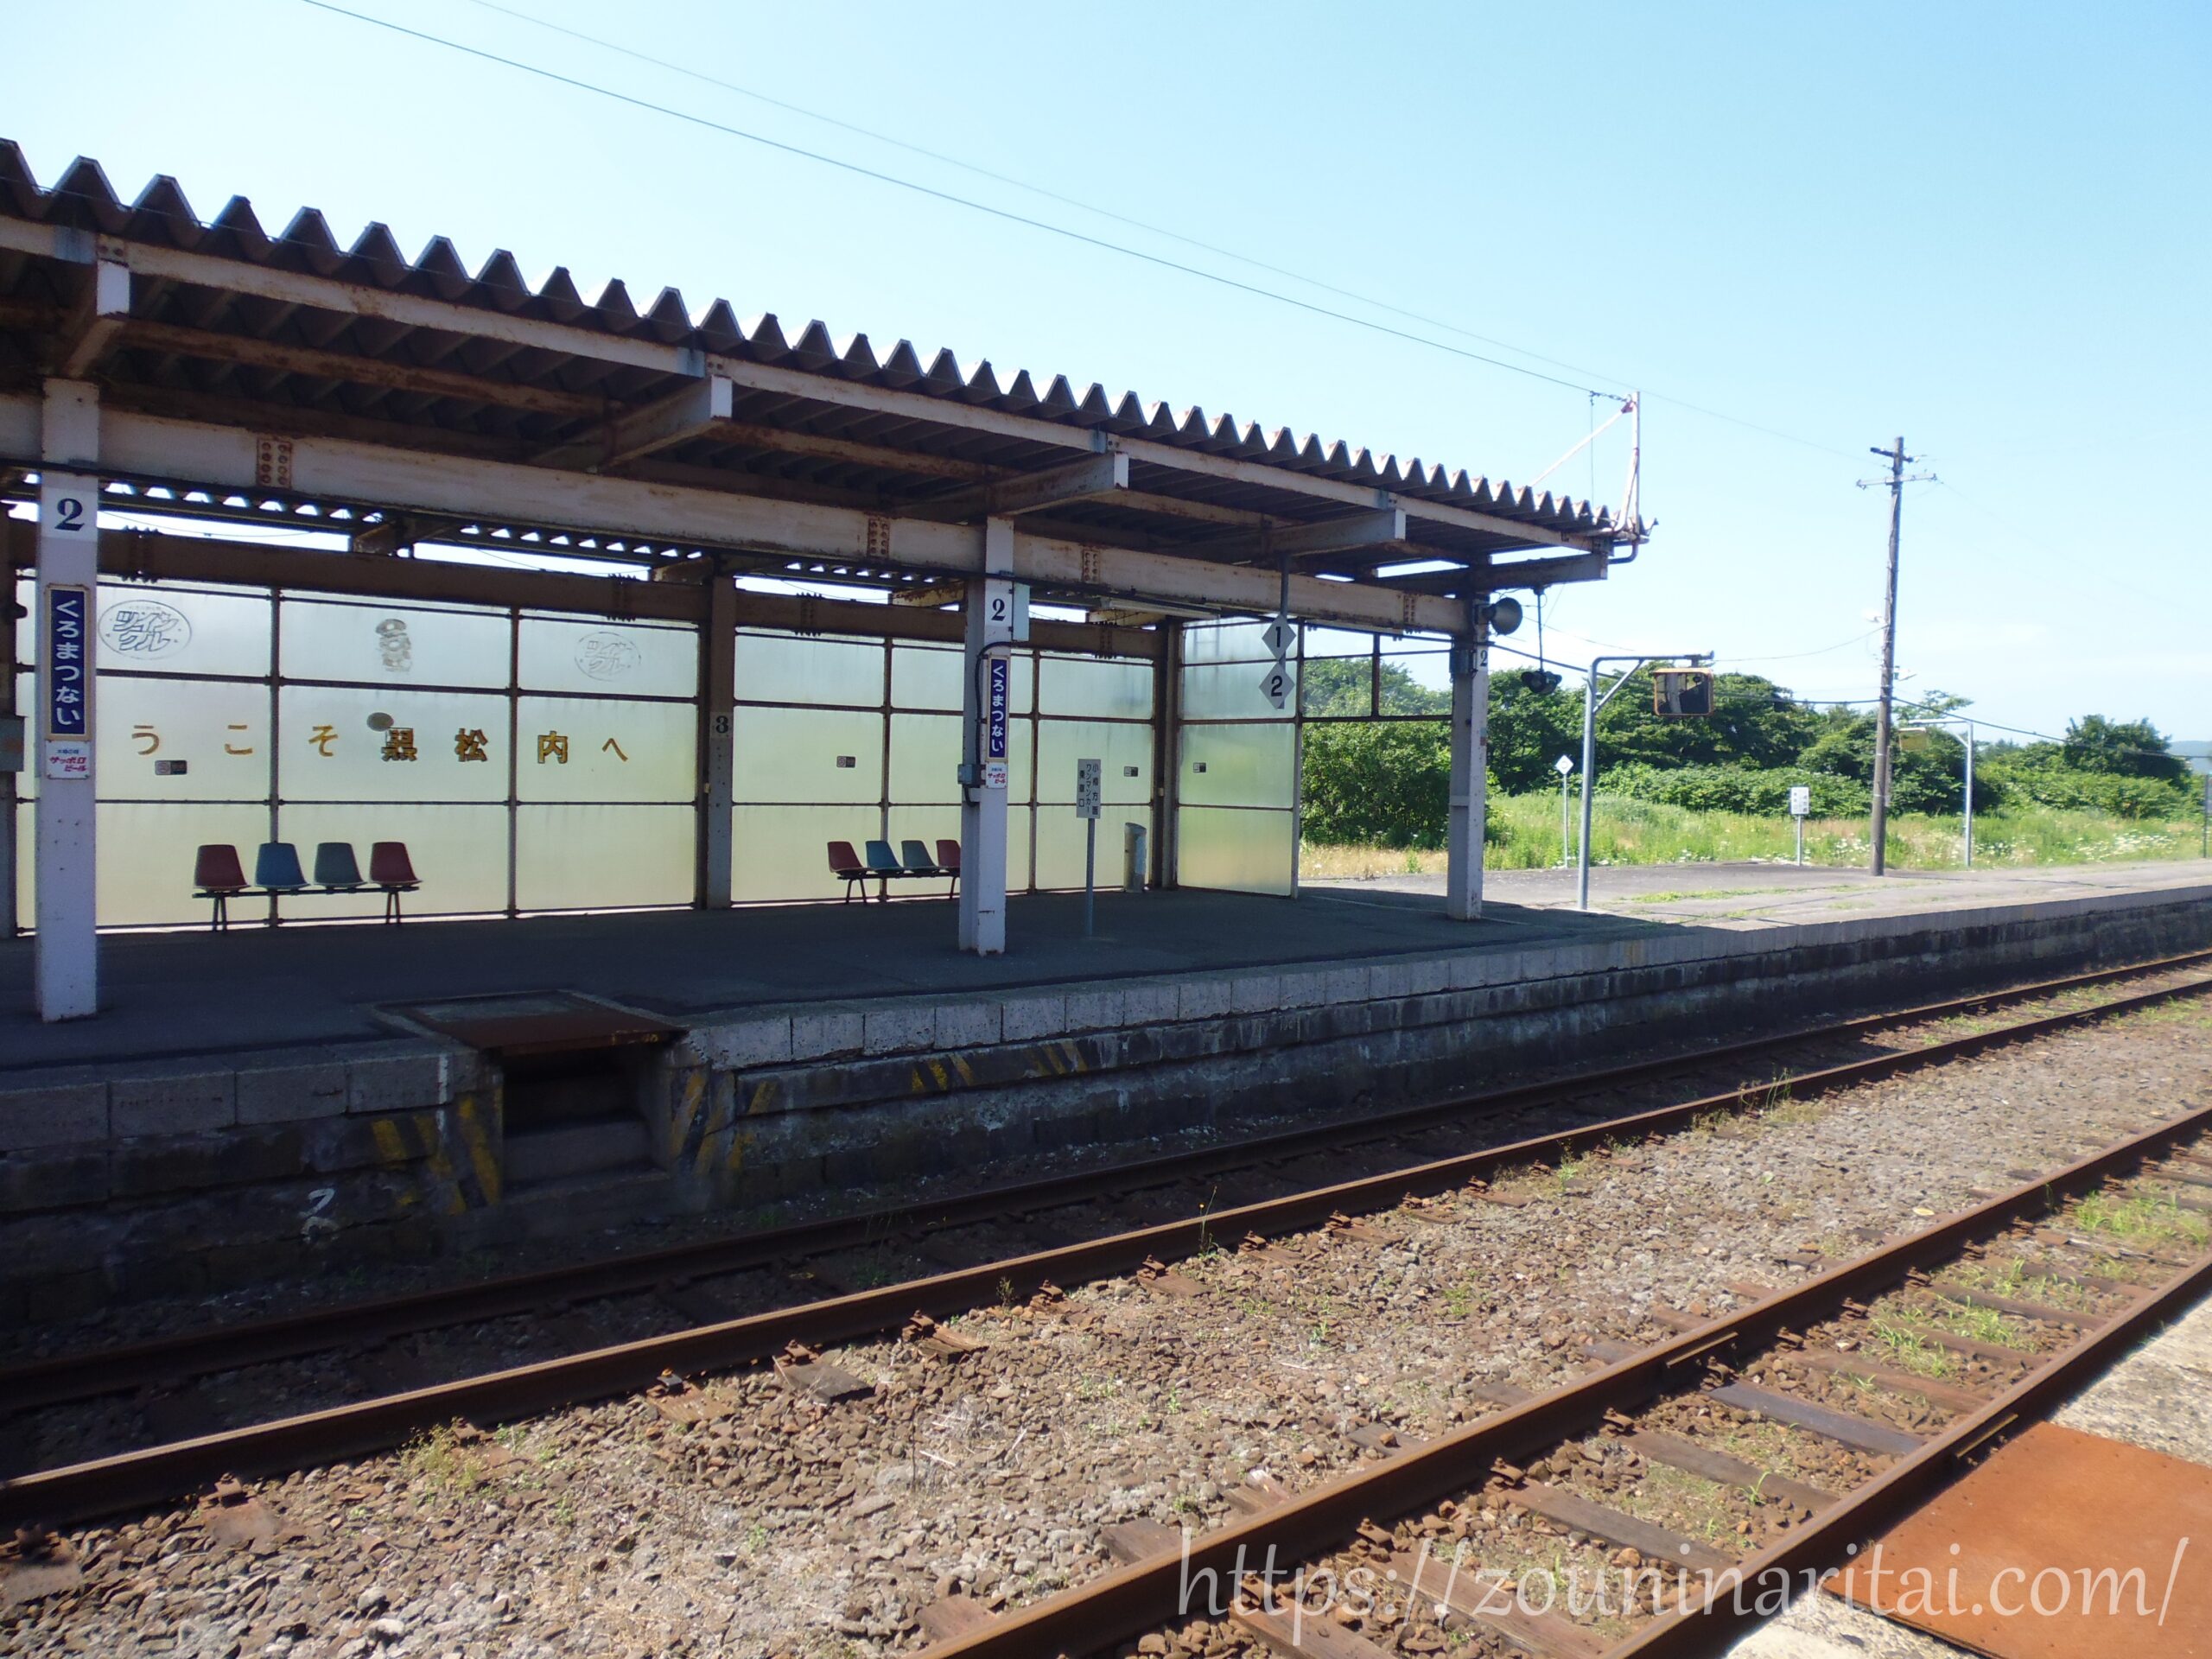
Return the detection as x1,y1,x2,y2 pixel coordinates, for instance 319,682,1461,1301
1083,816,1096,938
1443,604,1490,922
1870,436,1908,877
1962,719,1975,870
1577,649,1713,912
35,379,102,1020
2,535,16,941
1560,769,1572,868
1577,669,1599,910
957,518,1014,954
1153,620,1184,892
1796,817,1805,868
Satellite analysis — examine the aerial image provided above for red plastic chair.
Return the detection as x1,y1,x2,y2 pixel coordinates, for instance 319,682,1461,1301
368,841,420,924
193,843,250,932
826,840,874,904
935,838,961,901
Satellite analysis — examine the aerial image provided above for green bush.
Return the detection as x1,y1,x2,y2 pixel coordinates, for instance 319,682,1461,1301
1599,762,1871,817
1301,721,1497,847
1980,760,2194,819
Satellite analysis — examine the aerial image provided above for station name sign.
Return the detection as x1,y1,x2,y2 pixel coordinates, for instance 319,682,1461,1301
43,583,92,781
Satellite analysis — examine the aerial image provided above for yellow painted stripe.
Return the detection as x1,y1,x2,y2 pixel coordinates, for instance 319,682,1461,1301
456,1095,501,1205
370,1118,409,1166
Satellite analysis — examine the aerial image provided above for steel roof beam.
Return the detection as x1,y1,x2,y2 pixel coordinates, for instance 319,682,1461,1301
905,450,1129,523
537,372,735,470
1249,505,1407,561
54,257,130,379
0,223,1605,555
114,319,608,421
1375,549,1611,594
0,396,1458,634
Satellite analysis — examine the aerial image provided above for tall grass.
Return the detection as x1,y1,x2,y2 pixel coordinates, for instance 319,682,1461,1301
1300,793,2208,880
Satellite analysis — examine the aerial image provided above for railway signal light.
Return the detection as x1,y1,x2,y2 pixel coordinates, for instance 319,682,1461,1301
1652,667,1713,718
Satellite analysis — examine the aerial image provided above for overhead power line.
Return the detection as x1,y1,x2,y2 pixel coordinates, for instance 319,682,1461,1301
294,0,1618,401
455,0,1629,395
297,0,1872,464
454,0,1872,465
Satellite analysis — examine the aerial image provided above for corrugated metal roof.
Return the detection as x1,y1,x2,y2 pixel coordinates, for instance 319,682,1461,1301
0,143,1622,591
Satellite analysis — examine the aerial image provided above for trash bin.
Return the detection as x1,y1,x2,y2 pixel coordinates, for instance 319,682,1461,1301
1122,822,1147,893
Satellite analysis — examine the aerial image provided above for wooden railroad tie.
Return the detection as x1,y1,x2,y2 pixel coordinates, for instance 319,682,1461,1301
1388,1547,1604,1659
1707,1382,1926,1459
917,1592,999,1643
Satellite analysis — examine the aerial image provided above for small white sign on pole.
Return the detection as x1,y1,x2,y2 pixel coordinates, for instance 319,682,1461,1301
1261,619,1297,659
1789,785,1812,818
1257,663,1293,710
1077,758,1103,938
1554,754,1574,777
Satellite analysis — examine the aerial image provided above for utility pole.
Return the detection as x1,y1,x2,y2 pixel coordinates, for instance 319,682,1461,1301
1862,438,1930,875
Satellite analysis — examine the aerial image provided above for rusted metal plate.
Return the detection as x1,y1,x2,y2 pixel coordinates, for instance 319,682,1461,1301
1826,1420,2212,1657
392,990,681,1056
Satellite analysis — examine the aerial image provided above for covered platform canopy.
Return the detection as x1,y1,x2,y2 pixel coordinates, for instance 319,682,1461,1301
0,143,1640,1021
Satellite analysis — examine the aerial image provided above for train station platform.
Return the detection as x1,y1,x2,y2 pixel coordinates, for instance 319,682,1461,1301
3,860,2209,1322
6,859,2203,1071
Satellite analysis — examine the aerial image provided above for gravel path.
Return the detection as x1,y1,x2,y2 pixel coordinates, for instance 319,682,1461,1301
4,995,2208,1659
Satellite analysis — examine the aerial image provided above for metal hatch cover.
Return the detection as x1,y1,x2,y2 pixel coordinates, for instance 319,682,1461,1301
391,991,683,1058
1823,1419,2211,1658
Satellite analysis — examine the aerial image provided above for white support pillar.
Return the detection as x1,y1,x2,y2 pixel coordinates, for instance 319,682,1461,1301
35,379,101,1019
957,518,1015,954
1443,607,1491,922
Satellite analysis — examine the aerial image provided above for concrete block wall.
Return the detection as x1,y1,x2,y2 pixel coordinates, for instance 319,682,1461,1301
0,1039,498,1323
3,882,2208,1313
651,885,2212,1213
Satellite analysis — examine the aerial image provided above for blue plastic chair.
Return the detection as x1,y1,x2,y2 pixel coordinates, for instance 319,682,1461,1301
254,841,308,893
313,842,364,891
902,838,955,899
863,838,904,903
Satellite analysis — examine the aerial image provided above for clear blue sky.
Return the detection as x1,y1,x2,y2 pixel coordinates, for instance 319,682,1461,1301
8,0,2207,742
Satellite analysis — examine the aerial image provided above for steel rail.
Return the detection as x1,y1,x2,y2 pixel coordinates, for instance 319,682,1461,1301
5,948,2207,1418
1611,1218,2212,1653
2,968,2206,1531
920,1098,2212,1659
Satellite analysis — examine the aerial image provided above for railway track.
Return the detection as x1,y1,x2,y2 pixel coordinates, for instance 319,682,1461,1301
1,950,2208,1535
918,1108,2212,1659
9,946,2202,1433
